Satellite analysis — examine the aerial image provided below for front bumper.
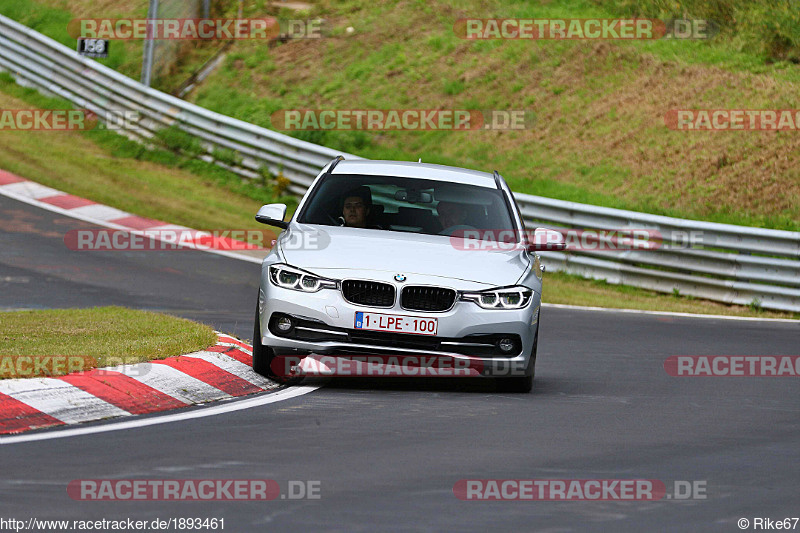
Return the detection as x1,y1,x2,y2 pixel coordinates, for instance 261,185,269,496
259,281,540,377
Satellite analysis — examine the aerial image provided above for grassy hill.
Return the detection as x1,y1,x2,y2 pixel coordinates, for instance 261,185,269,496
188,0,800,229
2,0,798,229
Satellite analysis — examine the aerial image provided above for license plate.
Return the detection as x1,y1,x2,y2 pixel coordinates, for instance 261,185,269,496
354,312,438,336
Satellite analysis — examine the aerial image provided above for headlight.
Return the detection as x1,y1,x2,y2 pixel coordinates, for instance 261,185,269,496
461,286,533,309
269,264,337,292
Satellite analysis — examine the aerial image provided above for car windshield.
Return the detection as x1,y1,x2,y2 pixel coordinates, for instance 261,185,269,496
296,173,517,238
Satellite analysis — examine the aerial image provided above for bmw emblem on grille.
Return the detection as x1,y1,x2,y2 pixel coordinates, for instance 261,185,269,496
394,274,406,282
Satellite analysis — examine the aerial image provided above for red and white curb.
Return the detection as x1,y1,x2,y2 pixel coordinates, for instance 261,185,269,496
0,333,279,435
0,169,264,264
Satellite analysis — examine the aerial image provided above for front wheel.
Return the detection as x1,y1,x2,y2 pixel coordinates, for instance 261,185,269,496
495,326,538,393
252,303,302,385
252,304,275,377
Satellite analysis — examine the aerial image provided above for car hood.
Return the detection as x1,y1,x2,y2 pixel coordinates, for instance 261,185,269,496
278,224,529,287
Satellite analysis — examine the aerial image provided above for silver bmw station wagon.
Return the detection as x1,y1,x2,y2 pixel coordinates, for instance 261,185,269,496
252,158,564,392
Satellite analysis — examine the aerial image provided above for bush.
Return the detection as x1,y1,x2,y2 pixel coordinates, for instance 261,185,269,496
212,147,243,167
154,125,204,157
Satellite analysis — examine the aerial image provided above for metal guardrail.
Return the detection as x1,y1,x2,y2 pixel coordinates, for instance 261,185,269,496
0,15,362,197
1,14,799,312
517,195,800,311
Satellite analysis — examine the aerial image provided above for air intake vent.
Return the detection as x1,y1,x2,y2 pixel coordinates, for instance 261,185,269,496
342,280,395,307
401,286,456,312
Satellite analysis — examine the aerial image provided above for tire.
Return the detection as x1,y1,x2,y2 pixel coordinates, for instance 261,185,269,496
252,304,272,377
496,326,538,393
252,303,302,384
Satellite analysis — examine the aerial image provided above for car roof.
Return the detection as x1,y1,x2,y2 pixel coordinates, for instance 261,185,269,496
330,160,498,188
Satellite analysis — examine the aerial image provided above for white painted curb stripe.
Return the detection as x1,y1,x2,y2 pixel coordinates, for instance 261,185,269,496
68,204,130,221
0,335,297,438
0,184,263,264
0,378,131,424
0,385,320,445
104,363,230,404
147,224,193,232
183,351,277,389
0,181,61,199
215,341,253,354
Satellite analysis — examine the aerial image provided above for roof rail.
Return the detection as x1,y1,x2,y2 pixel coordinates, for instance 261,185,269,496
328,155,345,173
493,170,503,190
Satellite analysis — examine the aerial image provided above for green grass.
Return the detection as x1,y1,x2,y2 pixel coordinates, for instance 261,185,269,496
0,0,235,90
0,307,217,379
0,0,144,79
183,0,800,230
0,73,294,232
596,0,800,77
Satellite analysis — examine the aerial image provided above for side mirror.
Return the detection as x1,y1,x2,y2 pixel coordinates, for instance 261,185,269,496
255,204,288,229
526,228,567,252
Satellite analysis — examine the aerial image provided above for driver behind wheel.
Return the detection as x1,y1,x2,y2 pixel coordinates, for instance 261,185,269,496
436,201,467,232
341,186,372,228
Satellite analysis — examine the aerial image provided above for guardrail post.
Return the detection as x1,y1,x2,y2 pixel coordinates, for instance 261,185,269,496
140,0,159,87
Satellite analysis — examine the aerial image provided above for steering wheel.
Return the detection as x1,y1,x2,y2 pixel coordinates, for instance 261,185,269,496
438,224,477,236
325,213,346,226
